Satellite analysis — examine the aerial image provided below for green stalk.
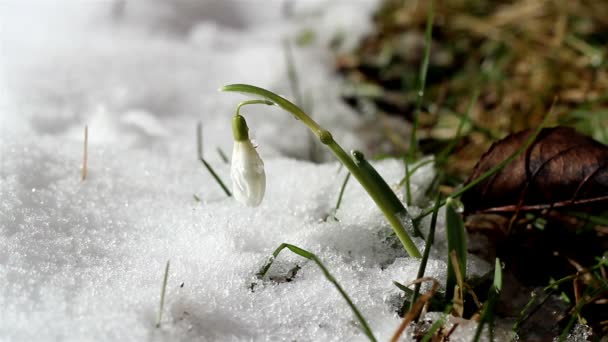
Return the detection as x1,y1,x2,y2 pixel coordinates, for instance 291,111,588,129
409,196,442,311
221,84,421,258
445,198,467,301
156,260,170,328
197,123,232,197
404,162,413,206
257,243,377,342
334,172,351,214
473,258,502,342
420,306,451,342
408,0,434,160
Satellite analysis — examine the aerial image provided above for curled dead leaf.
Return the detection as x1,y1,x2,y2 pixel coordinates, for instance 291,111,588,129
461,126,608,214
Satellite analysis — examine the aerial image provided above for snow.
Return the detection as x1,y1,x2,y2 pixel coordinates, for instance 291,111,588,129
1,1,491,341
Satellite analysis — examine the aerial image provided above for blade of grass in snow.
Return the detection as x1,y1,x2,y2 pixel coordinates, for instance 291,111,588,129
512,288,553,334
559,280,607,341
420,305,452,342
408,0,434,161
445,198,467,302
196,123,232,197
352,150,424,238
351,151,402,213
413,102,555,224
409,196,442,312
391,278,440,342
82,125,88,181
256,243,377,342
216,147,229,164
473,258,502,342
393,281,415,296
398,158,435,188
404,162,412,206
513,258,608,334
330,171,351,220
393,280,443,312
156,260,170,328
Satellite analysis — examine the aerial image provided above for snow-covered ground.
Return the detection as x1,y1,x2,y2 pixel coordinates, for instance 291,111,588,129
0,1,493,341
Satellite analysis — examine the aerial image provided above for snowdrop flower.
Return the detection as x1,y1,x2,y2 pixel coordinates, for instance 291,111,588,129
231,114,266,207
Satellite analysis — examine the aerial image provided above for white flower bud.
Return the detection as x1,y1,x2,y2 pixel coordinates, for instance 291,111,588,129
231,115,266,207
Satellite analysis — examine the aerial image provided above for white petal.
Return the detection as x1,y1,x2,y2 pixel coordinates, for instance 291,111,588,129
231,139,266,207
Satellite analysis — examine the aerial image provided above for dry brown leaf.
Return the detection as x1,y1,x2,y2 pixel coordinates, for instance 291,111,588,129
461,126,608,214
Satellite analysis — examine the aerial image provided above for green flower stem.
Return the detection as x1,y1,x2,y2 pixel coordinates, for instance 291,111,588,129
221,84,421,258
236,99,274,116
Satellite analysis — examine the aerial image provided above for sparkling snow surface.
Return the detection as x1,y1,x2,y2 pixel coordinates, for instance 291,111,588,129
1,1,491,341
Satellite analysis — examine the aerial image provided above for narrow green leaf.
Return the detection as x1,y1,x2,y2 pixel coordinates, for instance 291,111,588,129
197,123,232,197
257,243,377,342
404,161,412,206
392,280,414,296
216,147,229,164
445,198,467,301
473,258,502,342
409,0,434,160
420,306,452,342
156,260,170,328
409,196,442,311
332,172,351,218
352,151,408,216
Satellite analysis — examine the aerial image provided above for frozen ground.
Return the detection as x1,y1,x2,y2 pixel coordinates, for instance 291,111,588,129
1,1,495,341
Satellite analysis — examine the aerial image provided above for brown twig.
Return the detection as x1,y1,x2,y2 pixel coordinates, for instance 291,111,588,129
390,277,440,342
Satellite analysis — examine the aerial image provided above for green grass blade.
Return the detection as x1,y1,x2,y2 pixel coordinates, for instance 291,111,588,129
436,88,479,168
352,151,423,238
216,147,229,164
351,151,407,216
445,198,467,301
398,158,435,188
558,282,607,341
404,162,413,206
420,305,452,342
473,258,502,342
256,243,377,342
393,280,415,296
408,0,434,160
197,123,232,197
333,172,351,217
566,211,608,226
409,196,442,311
284,39,304,108
156,260,170,328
